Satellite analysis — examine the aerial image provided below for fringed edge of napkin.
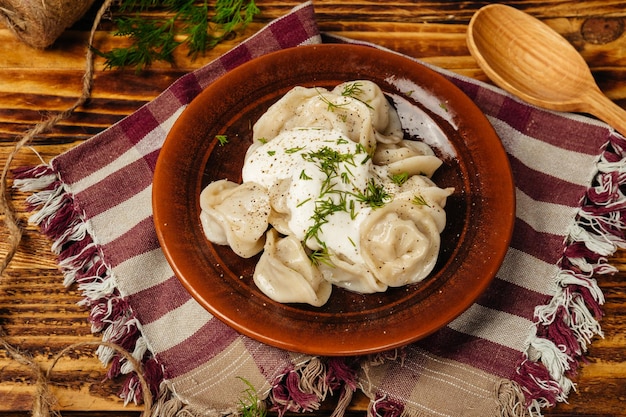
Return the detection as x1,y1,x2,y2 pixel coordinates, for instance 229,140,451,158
12,164,164,403
11,164,363,415
508,131,626,415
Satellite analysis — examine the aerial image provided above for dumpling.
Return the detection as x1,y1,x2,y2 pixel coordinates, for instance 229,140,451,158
253,229,332,306
397,175,454,233
359,198,442,287
373,140,435,164
331,80,403,144
251,86,320,145
373,140,442,178
267,177,294,236
250,80,403,154
318,253,387,294
199,80,454,307
199,179,270,258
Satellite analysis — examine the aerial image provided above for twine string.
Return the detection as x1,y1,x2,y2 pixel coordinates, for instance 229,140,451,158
0,0,107,272
1,0,152,415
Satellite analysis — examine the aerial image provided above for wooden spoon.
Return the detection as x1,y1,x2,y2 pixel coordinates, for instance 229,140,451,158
467,4,626,136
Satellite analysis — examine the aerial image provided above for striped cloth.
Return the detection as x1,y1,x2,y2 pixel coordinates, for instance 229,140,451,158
15,2,626,416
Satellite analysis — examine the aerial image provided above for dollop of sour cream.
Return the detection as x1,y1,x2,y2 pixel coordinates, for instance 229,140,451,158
242,128,378,262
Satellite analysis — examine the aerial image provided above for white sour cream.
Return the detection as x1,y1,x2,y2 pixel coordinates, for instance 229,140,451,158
242,128,377,261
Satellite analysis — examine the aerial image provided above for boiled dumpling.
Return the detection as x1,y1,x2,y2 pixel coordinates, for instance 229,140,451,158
373,140,442,177
250,80,404,154
331,80,403,144
318,253,387,294
254,229,332,306
359,198,441,287
199,179,270,258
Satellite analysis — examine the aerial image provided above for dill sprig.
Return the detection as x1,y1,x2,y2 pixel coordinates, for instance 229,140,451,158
341,81,364,97
412,194,430,206
308,244,334,267
236,377,266,417
96,0,260,71
340,81,374,109
216,134,228,145
390,172,409,186
354,178,391,208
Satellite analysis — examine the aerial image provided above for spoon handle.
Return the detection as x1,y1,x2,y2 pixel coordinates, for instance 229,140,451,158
584,89,626,137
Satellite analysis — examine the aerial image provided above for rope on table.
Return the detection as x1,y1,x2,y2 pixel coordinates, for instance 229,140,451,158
0,0,152,415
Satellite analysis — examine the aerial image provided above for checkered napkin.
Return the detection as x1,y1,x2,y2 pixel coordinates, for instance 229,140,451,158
15,2,626,416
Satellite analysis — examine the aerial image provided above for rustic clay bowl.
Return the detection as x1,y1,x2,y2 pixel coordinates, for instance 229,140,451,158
152,44,515,356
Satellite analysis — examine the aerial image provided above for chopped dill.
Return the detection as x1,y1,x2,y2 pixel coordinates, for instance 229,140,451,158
412,194,429,206
267,150,276,156
354,178,391,208
316,89,349,112
349,199,356,220
296,197,312,207
285,146,305,154
236,377,266,417
390,172,409,186
354,143,372,164
308,244,333,267
299,170,312,180
299,142,392,263
341,81,364,97
216,134,229,146
340,81,373,109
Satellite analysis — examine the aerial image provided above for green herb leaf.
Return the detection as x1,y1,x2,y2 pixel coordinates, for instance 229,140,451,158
340,81,373,109
285,146,305,154
341,81,364,97
412,194,429,206
390,172,409,186
236,377,266,417
316,89,349,112
307,243,334,267
354,178,391,208
216,134,229,146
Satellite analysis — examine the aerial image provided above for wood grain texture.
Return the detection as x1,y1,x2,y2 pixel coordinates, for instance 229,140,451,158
1,1,626,416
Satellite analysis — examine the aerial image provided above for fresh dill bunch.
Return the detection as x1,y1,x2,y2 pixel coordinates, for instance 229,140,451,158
98,15,179,71
96,0,260,71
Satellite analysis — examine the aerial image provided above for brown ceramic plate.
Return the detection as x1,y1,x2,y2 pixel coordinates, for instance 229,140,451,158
153,44,515,356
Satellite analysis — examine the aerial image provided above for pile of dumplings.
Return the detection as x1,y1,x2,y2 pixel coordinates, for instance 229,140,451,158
200,80,453,307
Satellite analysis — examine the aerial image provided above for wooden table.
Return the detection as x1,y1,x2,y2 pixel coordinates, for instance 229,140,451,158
1,1,625,416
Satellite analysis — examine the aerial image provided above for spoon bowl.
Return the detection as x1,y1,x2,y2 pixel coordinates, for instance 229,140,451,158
467,4,626,136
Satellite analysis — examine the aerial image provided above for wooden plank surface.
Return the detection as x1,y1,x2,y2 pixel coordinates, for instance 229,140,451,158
1,1,626,416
